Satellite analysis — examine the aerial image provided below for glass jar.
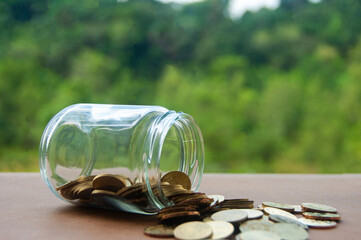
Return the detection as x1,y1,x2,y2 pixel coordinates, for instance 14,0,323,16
39,104,204,214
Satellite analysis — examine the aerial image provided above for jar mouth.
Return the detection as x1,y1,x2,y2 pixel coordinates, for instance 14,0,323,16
145,111,205,209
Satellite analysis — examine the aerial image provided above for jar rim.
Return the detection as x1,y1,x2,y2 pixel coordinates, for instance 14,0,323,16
144,110,205,209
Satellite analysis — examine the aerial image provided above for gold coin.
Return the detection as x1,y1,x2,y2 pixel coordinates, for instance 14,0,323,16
211,209,248,223
174,221,213,240
92,174,127,192
236,230,281,240
172,193,208,203
297,218,337,229
264,207,298,220
270,223,308,240
73,182,93,199
239,220,274,233
302,212,341,221
242,209,264,219
262,202,294,212
269,214,308,230
206,221,234,239
91,189,117,198
117,183,143,197
144,224,174,238
59,187,77,200
301,203,337,213
159,205,197,215
56,175,95,191
159,211,201,223
161,171,192,190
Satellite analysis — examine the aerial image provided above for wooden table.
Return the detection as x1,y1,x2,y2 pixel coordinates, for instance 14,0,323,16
0,173,360,239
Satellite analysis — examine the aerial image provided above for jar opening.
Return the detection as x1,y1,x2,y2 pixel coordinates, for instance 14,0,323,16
145,111,204,209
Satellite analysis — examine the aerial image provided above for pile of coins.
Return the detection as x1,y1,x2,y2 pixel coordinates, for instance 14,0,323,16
56,172,341,239
144,173,341,239
145,199,341,240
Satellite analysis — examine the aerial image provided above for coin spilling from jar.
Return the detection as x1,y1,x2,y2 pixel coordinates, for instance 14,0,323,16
56,171,340,239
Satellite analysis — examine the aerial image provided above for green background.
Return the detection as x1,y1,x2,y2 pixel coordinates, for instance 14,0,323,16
1,0,361,173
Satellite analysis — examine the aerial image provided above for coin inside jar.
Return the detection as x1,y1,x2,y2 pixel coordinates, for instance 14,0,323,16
161,171,192,190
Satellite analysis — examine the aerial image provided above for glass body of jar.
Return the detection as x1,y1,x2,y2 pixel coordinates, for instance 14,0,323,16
39,104,204,214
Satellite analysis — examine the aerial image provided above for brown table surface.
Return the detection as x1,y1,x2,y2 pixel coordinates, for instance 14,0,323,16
1,173,360,240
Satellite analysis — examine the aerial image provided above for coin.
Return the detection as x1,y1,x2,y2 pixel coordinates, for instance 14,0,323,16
264,207,298,220
236,230,281,240
159,205,197,215
117,183,143,197
73,182,93,199
302,212,341,221
269,214,308,230
211,209,248,223
206,221,234,239
216,199,254,209
239,219,274,232
270,223,308,240
301,203,337,213
92,174,127,192
56,175,95,191
159,211,201,223
297,218,337,229
290,205,303,214
262,202,294,212
202,217,213,222
174,221,213,240
144,224,174,238
208,195,225,206
242,209,264,219
161,171,192,190
91,189,117,198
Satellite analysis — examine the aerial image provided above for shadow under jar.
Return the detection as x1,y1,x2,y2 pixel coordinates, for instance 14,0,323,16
40,104,204,215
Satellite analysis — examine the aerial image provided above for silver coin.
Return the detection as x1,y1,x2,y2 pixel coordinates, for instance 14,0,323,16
269,214,308,230
298,218,337,229
270,223,309,240
236,230,281,240
174,221,213,240
206,221,234,239
240,219,274,233
264,207,298,220
211,209,248,223
242,209,264,219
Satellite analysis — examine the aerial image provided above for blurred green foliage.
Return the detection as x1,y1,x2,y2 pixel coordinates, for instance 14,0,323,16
1,0,361,173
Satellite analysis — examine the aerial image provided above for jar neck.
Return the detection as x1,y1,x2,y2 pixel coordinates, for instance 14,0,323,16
142,110,205,210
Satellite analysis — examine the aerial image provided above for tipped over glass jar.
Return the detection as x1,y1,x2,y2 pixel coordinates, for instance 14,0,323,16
39,104,204,215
